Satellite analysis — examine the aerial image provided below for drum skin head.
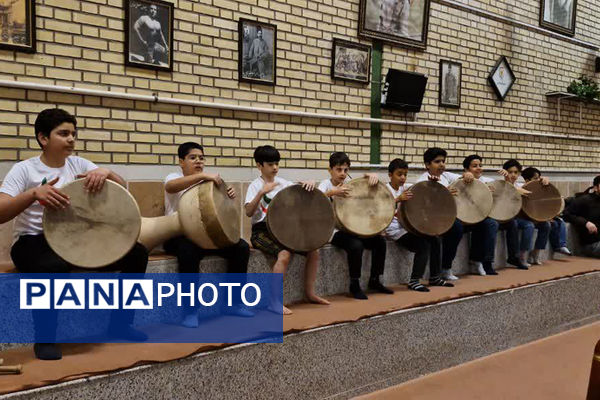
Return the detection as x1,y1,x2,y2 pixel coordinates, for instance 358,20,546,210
488,180,522,223
333,177,395,238
399,181,456,236
178,181,241,249
43,179,141,268
521,180,562,223
449,179,493,225
266,185,335,252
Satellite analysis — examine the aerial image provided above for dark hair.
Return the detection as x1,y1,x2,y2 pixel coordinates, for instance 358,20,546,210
502,159,522,172
177,142,204,159
329,152,351,168
579,175,600,197
34,108,77,148
423,147,447,164
521,167,541,181
388,158,409,173
462,154,482,170
253,145,280,165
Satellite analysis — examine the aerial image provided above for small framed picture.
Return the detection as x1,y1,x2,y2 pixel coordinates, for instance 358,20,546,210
125,0,174,72
488,56,516,101
331,39,371,84
439,60,461,108
539,0,576,36
238,19,277,86
358,0,431,50
0,0,35,53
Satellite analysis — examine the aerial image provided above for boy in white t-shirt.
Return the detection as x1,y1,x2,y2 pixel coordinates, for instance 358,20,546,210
163,142,252,327
319,152,393,300
0,108,148,360
415,147,474,281
384,159,453,292
245,145,329,315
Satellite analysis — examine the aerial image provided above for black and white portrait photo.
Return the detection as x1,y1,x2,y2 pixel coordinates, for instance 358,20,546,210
0,0,35,53
331,39,371,84
125,0,173,71
439,60,461,108
238,19,277,85
540,0,576,36
359,0,431,49
488,56,516,101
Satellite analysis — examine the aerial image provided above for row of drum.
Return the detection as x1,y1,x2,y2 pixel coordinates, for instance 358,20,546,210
42,178,563,269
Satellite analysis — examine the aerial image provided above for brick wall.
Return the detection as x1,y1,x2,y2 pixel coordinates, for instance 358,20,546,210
0,0,598,171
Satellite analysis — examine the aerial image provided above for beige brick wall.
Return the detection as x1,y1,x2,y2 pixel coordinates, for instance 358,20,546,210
0,0,598,171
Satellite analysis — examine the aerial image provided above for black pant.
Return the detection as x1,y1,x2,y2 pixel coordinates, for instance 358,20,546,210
396,233,431,281
331,231,386,280
11,234,148,342
164,236,250,313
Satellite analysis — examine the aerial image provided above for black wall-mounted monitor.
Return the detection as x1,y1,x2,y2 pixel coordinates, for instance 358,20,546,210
381,69,428,113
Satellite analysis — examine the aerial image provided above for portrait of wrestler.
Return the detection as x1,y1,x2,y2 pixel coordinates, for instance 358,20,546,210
126,0,172,69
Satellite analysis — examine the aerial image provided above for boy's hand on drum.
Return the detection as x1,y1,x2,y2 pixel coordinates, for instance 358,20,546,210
427,175,440,182
262,181,280,194
397,191,413,202
586,221,598,234
540,176,550,186
226,187,236,199
449,187,459,196
33,177,69,209
204,173,223,186
78,168,110,193
462,172,474,183
331,183,350,197
300,180,315,192
364,173,379,186
497,169,509,178
487,184,496,192
517,187,531,197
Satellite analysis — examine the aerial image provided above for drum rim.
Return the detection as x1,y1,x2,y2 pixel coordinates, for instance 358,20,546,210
42,179,142,268
488,180,522,223
401,180,457,236
332,177,395,238
266,184,335,252
449,179,493,225
521,180,562,223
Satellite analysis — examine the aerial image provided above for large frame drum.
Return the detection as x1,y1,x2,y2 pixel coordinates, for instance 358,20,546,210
397,180,456,236
43,179,142,268
266,185,335,252
333,177,395,238
449,179,493,225
521,181,562,223
488,180,522,223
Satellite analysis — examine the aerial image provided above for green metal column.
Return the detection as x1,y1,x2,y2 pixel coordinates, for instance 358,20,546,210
370,40,383,164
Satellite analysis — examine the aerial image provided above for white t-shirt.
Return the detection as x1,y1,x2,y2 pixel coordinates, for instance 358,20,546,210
416,171,460,187
245,176,293,225
384,182,412,240
478,176,495,184
164,171,184,216
0,156,97,240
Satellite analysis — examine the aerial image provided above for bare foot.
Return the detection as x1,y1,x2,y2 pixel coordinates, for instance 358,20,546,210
282,306,293,315
269,303,293,315
307,294,330,305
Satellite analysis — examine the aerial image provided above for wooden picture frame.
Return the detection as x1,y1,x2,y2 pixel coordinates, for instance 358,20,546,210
238,19,277,86
331,39,371,84
0,0,35,53
488,56,516,101
439,60,461,108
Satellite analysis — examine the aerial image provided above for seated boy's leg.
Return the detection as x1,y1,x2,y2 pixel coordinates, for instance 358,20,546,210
534,221,551,251
552,218,571,254
472,218,499,274
11,235,70,360
441,219,463,278
111,243,148,273
396,233,430,292
364,235,393,294
549,219,560,250
426,235,454,287
213,239,250,274
304,249,329,305
331,231,368,299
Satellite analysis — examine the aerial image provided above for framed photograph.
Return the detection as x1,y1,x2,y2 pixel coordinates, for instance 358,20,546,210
238,19,277,86
358,0,431,50
488,56,516,101
125,0,174,72
0,0,35,53
331,39,371,84
539,0,576,36
439,60,461,108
